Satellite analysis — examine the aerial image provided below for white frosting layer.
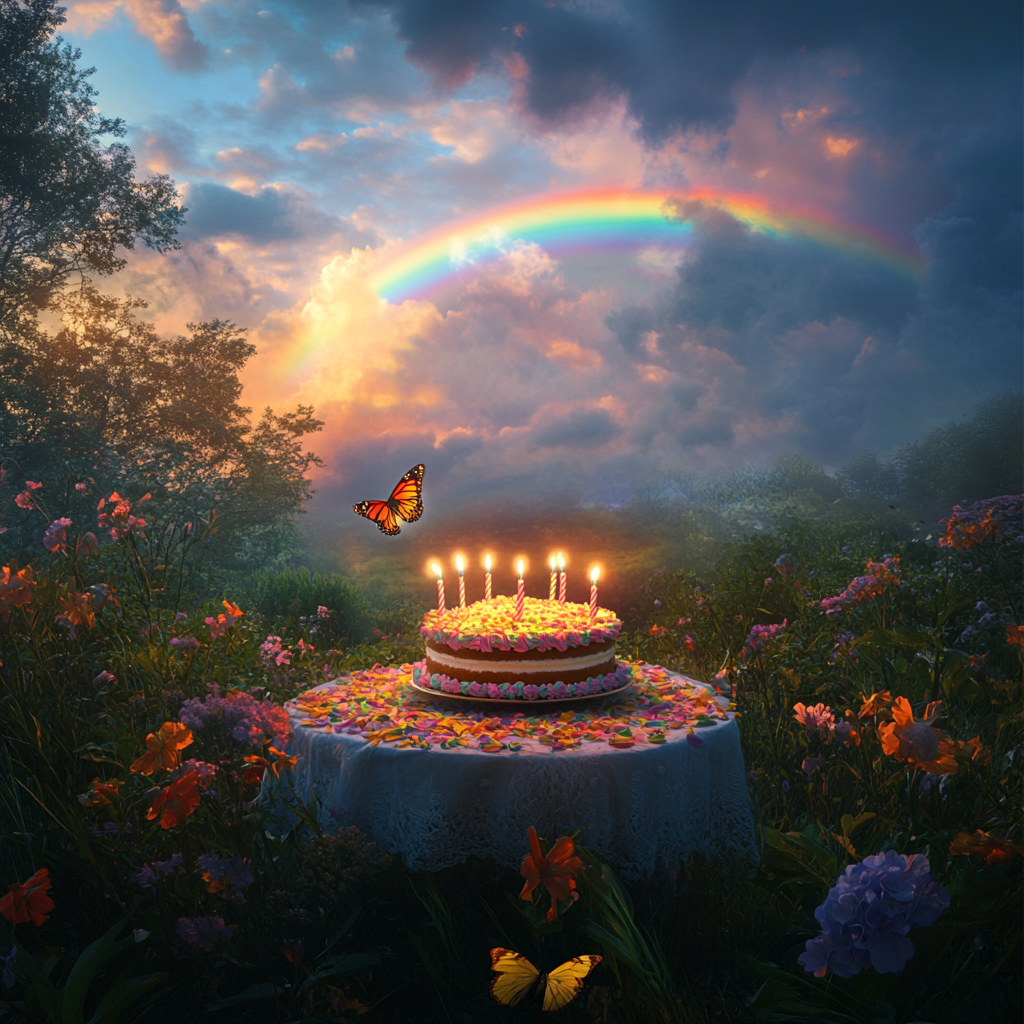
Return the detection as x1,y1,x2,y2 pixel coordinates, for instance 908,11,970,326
426,645,614,676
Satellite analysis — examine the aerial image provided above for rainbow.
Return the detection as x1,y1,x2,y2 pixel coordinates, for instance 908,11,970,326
368,189,925,303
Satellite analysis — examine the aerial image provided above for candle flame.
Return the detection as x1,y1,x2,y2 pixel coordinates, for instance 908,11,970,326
484,554,491,571
590,566,600,583
557,552,565,570
430,563,443,579
455,554,464,574
517,559,524,578
549,555,556,570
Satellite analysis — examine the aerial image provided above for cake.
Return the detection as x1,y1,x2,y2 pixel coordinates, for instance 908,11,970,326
412,595,631,700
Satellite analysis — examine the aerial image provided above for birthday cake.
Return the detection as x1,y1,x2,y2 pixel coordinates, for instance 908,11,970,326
412,595,630,700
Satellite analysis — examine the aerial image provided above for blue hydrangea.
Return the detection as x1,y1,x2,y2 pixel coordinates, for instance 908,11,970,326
799,851,949,978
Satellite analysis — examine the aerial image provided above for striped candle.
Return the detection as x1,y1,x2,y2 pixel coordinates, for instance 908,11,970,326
589,567,599,624
515,560,525,620
549,556,557,600
456,554,466,608
431,563,445,616
558,552,566,604
484,554,492,601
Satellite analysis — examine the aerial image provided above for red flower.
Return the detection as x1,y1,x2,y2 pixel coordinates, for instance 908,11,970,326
949,830,1023,866
1007,624,1024,650
147,770,201,829
0,868,54,927
519,826,582,923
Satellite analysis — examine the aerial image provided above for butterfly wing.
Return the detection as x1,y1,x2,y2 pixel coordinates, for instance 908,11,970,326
352,499,402,536
542,955,602,1012
489,948,540,1008
387,464,424,524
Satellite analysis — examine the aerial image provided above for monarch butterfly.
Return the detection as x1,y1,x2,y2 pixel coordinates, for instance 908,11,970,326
488,947,601,1012
352,464,424,536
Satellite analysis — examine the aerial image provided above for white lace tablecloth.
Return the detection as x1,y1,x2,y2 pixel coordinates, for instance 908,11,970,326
268,666,755,880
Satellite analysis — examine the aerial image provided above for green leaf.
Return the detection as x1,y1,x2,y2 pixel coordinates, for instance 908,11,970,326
840,812,877,838
62,914,132,1023
762,828,838,889
87,972,167,1024
14,949,62,1020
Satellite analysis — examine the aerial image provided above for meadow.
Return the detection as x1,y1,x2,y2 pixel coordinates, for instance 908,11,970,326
1,471,1021,1024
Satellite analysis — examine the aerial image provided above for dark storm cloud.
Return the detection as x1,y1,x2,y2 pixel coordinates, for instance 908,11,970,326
360,1,1021,138
531,409,622,449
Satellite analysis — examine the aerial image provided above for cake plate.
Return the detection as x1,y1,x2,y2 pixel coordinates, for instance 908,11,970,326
408,678,634,706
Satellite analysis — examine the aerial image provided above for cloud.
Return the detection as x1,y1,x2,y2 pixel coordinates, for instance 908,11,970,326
531,408,622,449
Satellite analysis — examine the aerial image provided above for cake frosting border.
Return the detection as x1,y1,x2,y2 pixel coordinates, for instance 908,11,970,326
411,658,635,701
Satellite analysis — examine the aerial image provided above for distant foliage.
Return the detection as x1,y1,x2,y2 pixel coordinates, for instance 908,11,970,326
245,567,370,644
836,392,1023,510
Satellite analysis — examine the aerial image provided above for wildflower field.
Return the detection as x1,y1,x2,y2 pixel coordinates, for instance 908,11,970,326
1,475,1021,1024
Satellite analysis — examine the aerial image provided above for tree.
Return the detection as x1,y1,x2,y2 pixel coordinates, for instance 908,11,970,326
0,0,185,330
0,285,323,571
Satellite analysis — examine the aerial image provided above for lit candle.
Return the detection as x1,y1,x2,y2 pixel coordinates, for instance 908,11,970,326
516,559,525,620
456,554,466,609
558,552,566,604
484,554,492,601
431,563,445,616
548,556,557,600
589,566,599,623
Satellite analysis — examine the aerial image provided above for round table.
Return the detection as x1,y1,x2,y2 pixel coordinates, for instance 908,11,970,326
270,662,756,880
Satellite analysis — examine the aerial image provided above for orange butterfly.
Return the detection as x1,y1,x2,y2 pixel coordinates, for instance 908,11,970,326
352,464,424,536
489,948,601,1011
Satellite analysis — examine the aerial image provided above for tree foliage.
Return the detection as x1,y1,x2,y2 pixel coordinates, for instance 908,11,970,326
0,0,185,329
0,284,323,571
836,392,1024,512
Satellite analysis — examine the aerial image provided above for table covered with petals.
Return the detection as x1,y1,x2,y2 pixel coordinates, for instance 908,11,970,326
271,663,755,879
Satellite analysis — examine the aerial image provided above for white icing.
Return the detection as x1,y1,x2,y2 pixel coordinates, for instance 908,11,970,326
426,645,614,676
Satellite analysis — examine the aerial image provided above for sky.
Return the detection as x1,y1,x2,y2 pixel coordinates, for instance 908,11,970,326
60,0,1022,541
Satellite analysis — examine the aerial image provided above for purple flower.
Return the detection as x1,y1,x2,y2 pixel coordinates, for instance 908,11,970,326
196,853,253,893
841,546,851,554
802,756,825,777
169,636,201,652
781,779,791,793
978,612,996,628
798,851,949,978
653,599,662,608
0,947,15,990
175,611,189,621
179,685,291,749
43,517,73,551
136,865,159,889
743,620,787,659
176,916,236,952
764,577,773,585
153,853,183,874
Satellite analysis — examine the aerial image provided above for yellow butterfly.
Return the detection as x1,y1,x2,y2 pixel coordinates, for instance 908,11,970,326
488,947,602,1012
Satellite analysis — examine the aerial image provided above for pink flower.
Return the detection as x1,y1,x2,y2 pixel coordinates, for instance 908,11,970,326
316,605,330,618
75,483,87,493
15,491,35,509
793,702,835,734
92,670,116,685
43,517,73,551
170,636,201,652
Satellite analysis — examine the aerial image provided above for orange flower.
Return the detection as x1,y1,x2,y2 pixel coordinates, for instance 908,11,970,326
1007,624,1024,649
242,746,297,780
858,690,892,719
519,826,583,923
939,509,999,550
878,697,958,775
130,721,193,775
949,830,1024,866
222,600,244,622
146,770,201,829
55,589,95,635
0,565,35,620
80,777,122,808
0,868,54,927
